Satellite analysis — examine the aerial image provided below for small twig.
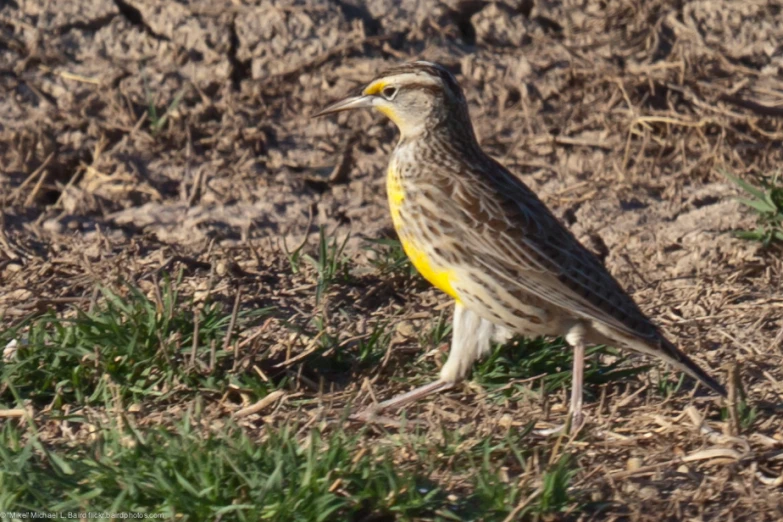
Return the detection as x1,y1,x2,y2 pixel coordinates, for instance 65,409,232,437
9,151,55,205
233,318,275,370
529,134,613,150
685,405,710,435
38,65,100,85
502,488,542,522
0,212,25,260
190,308,200,370
209,339,217,373
726,361,741,436
285,369,319,392
253,365,270,382
226,287,243,371
613,383,649,410
275,330,326,368
16,297,90,311
609,458,682,479
187,166,205,206
237,318,274,350
233,390,285,418
0,409,26,418
24,165,50,207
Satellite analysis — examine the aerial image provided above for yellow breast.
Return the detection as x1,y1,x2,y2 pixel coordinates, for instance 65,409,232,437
386,161,460,301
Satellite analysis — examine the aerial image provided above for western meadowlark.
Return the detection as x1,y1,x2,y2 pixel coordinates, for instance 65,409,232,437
315,61,726,427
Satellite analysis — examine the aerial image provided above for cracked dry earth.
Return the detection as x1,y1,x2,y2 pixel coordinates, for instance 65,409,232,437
2,0,783,519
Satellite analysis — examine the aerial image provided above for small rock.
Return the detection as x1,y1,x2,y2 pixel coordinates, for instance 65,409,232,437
42,218,64,234
639,485,659,500
4,339,20,361
395,321,415,339
216,260,228,277
8,289,33,302
4,262,23,273
626,457,643,471
590,490,605,502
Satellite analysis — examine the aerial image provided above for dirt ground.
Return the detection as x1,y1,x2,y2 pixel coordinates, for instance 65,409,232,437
2,0,783,519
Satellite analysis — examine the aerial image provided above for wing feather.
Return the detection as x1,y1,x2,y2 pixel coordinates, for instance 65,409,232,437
451,159,660,341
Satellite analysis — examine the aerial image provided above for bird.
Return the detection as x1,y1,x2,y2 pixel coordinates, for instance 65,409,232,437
314,61,726,428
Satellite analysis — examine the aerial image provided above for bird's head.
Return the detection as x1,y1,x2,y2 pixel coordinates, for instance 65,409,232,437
314,61,472,139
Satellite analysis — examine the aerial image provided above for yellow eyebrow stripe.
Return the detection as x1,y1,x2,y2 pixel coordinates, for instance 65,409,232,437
363,80,386,95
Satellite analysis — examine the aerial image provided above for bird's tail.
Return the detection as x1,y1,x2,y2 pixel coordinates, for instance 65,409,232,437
591,321,726,396
649,336,727,397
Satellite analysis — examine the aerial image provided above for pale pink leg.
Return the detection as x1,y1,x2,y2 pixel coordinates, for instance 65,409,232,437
569,339,585,430
535,325,587,436
351,381,454,422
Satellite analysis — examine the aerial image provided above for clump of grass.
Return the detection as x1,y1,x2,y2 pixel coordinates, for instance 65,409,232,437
721,399,759,431
420,308,453,349
282,226,351,303
0,418,579,520
284,314,392,383
143,73,186,136
538,454,576,514
303,227,351,304
0,271,587,519
364,238,416,279
473,336,647,398
654,369,685,398
721,169,783,246
0,273,273,410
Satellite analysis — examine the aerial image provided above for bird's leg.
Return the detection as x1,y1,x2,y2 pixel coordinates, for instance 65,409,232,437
566,325,587,430
352,303,494,422
534,325,588,436
351,380,455,422
569,340,585,429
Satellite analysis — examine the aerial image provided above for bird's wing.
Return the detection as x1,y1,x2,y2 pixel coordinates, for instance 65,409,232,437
431,156,725,396
450,158,661,342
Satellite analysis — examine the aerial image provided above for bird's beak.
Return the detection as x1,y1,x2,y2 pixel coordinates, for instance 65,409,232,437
312,95,374,118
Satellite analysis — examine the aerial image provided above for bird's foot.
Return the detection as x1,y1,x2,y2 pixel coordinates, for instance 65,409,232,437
533,410,586,437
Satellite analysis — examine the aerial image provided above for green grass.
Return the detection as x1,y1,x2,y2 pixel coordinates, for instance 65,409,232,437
0,411,578,520
143,73,186,136
720,399,759,431
0,263,590,519
721,169,783,246
302,227,352,304
653,369,686,398
473,337,647,400
365,238,416,280
538,454,575,514
420,309,453,349
283,226,352,304
0,273,274,410
283,314,393,381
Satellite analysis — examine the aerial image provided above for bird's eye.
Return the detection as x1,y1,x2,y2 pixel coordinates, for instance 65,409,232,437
381,86,398,100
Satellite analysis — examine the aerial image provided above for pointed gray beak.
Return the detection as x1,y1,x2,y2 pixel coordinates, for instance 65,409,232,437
312,95,374,118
